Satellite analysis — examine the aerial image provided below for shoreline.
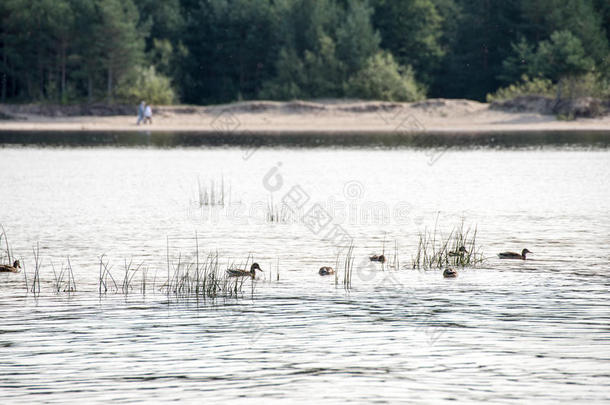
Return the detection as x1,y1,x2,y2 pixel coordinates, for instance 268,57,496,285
1,99,609,134
2,129,609,148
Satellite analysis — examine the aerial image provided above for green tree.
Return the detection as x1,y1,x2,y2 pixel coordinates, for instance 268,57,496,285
96,0,144,102
537,30,595,99
258,47,306,99
439,0,523,100
262,0,384,100
520,0,608,69
133,0,185,83
372,0,444,85
498,37,539,84
0,0,22,100
117,65,175,104
336,0,380,75
180,0,280,104
498,30,596,100
345,52,424,101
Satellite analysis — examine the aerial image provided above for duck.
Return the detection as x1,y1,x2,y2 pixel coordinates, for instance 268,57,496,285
498,248,532,260
0,260,21,273
318,266,335,276
443,268,457,278
369,254,386,263
227,263,262,279
448,246,467,257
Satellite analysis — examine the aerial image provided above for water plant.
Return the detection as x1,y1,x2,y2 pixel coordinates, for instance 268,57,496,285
162,237,256,300
265,196,293,223
51,258,77,293
99,255,119,294
197,176,229,207
0,224,13,265
411,219,484,270
121,259,144,295
342,243,355,290
391,240,400,270
30,242,41,294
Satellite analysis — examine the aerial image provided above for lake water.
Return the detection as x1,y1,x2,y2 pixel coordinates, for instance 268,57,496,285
1,138,609,403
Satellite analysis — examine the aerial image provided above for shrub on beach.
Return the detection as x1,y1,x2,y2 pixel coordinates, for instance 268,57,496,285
117,66,176,105
488,73,610,103
487,75,555,102
493,30,609,103
345,52,424,102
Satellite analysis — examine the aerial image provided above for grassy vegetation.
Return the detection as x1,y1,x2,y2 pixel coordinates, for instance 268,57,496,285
1,227,264,301
0,225,13,265
266,197,293,223
411,220,484,270
342,243,355,290
487,75,556,102
196,176,228,207
488,74,610,103
2,218,486,298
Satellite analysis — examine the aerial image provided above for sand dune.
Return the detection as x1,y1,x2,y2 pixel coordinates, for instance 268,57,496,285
1,99,608,133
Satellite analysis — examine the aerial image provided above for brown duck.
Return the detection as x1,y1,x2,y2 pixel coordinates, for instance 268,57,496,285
498,249,532,260
369,254,386,263
227,263,262,279
443,268,458,278
0,260,21,273
448,246,467,257
318,266,335,276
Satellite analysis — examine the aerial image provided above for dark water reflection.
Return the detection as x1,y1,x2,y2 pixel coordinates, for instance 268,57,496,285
1,129,610,148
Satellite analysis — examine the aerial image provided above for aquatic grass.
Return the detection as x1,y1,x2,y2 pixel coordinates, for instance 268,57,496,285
266,196,293,223
162,239,256,301
197,176,228,207
334,251,340,286
140,266,149,295
65,257,77,292
30,242,41,294
0,224,13,265
99,255,119,294
343,243,355,290
51,260,73,293
411,220,485,270
274,259,280,282
121,259,144,295
1,232,260,301
391,240,400,270
50,261,62,292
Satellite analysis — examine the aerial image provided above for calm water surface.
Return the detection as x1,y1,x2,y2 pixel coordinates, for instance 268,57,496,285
0,145,609,403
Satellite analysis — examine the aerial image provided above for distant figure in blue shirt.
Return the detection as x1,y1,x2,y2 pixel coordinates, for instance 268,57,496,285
137,101,145,125
144,104,153,124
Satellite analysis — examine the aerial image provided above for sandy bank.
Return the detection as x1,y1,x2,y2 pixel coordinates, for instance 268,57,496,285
0,99,609,133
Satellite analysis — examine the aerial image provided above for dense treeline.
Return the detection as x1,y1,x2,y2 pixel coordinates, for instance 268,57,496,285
0,0,608,104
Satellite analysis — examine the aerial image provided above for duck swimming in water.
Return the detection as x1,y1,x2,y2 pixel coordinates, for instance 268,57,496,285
498,248,532,260
448,246,467,257
443,268,458,278
0,260,20,273
369,254,386,263
318,266,335,276
227,263,262,279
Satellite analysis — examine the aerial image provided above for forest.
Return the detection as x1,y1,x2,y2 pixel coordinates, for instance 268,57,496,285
0,0,608,105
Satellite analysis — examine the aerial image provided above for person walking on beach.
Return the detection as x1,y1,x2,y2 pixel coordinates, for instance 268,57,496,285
137,101,145,125
144,104,153,124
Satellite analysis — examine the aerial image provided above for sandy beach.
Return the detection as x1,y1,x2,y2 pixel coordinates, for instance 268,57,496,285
1,99,609,133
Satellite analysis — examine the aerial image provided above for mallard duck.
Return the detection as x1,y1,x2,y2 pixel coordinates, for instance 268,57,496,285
369,254,386,263
319,266,335,276
498,248,532,260
448,246,467,257
227,263,262,279
0,260,20,273
443,268,457,278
